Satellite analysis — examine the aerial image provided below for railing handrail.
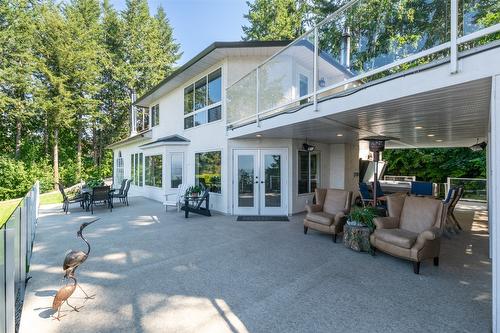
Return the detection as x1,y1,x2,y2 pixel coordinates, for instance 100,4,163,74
226,0,500,128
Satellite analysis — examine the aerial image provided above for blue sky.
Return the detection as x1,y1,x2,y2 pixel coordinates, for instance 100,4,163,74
110,0,250,65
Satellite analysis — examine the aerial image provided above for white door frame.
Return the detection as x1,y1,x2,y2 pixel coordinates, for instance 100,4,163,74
233,148,288,216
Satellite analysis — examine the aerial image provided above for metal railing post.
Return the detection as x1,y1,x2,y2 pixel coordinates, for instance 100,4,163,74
313,26,319,111
20,199,28,294
450,0,458,73
256,67,260,127
5,228,15,333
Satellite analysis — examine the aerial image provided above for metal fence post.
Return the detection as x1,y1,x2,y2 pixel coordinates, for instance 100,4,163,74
450,0,458,73
313,26,319,111
256,66,260,127
5,228,15,333
20,198,28,294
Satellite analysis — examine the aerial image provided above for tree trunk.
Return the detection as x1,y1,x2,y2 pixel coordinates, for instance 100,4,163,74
53,127,59,189
15,119,22,160
44,114,49,156
77,128,82,181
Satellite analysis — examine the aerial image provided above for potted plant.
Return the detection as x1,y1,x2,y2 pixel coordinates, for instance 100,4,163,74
347,207,378,231
185,185,202,197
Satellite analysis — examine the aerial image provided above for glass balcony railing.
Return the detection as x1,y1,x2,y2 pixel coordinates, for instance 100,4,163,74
226,0,500,128
0,182,39,333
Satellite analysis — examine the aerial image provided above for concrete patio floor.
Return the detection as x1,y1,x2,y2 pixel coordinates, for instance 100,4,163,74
20,197,491,333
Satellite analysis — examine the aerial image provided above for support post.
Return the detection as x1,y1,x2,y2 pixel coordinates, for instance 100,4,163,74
450,0,458,74
256,66,260,127
491,74,500,332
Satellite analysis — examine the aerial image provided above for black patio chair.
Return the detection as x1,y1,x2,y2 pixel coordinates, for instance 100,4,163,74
90,185,112,214
114,179,128,196
181,188,211,218
113,179,131,206
447,186,464,232
58,183,85,214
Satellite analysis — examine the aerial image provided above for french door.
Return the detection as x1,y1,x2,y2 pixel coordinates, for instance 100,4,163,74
233,149,288,216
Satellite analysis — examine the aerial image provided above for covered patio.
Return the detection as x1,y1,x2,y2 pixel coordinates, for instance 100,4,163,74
20,197,489,332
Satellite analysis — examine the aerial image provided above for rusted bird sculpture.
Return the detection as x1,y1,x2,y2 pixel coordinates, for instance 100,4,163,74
52,276,81,320
63,218,99,299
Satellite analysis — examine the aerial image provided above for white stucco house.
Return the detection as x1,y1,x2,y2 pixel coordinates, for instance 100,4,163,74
108,40,359,216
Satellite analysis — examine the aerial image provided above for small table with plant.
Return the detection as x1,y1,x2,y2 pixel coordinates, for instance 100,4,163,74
344,207,377,254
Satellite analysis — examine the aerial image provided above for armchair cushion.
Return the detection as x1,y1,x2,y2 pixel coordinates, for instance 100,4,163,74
323,189,350,215
305,204,322,214
373,216,400,229
400,196,442,233
373,228,418,249
305,212,335,226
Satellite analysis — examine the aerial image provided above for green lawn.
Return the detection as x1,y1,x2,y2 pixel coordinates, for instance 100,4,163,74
0,191,63,227
39,191,63,205
0,199,21,227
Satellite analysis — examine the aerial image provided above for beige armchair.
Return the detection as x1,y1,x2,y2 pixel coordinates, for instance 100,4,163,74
370,195,447,274
303,188,353,243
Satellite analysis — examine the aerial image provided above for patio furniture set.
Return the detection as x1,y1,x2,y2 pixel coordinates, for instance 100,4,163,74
58,179,132,215
164,183,211,218
303,184,464,274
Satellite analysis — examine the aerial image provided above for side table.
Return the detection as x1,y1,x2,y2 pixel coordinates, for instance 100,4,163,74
343,224,373,254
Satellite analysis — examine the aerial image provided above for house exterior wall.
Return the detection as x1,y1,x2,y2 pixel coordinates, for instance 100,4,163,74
111,52,357,215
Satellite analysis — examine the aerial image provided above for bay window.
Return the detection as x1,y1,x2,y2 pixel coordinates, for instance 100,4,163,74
171,153,183,188
195,151,221,193
131,152,143,186
151,104,160,127
184,68,222,129
298,151,319,194
145,155,162,187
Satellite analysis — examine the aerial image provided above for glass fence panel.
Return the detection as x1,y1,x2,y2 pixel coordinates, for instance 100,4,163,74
460,0,500,36
7,207,21,285
448,178,487,202
318,0,450,91
226,70,257,125
258,31,315,115
0,229,5,332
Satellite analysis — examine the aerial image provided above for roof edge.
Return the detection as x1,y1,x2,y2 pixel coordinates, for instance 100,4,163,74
134,40,291,106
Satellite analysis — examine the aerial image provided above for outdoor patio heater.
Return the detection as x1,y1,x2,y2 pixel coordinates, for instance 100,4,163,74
360,136,398,206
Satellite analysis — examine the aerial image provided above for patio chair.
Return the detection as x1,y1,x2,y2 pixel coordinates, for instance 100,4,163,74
410,181,433,196
303,188,353,243
358,182,373,207
164,183,187,212
181,188,211,218
90,186,112,214
113,179,131,206
373,181,385,198
114,179,128,196
447,186,464,232
58,183,85,214
370,195,447,274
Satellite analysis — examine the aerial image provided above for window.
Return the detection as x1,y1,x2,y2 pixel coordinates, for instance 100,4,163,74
151,104,160,127
135,107,150,132
184,68,222,129
171,153,183,188
131,153,143,186
298,151,319,194
145,155,162,187
195,151,221,193
115,151,124,187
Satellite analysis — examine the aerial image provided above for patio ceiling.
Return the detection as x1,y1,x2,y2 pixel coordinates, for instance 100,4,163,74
236,78,491,149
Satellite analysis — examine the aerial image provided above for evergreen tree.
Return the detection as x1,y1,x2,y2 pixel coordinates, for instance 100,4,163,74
242,0,309,41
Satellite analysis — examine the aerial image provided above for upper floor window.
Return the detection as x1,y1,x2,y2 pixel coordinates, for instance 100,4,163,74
151,104,160,127
135,107,149,132
184,68,222,129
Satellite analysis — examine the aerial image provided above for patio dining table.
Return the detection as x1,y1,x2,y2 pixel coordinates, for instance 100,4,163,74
81,187,115,211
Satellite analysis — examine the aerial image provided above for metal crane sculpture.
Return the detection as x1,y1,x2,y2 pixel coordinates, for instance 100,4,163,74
63,218,99,299
52,276,81,320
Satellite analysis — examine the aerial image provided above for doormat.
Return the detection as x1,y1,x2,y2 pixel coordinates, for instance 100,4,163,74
236,215,289,222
